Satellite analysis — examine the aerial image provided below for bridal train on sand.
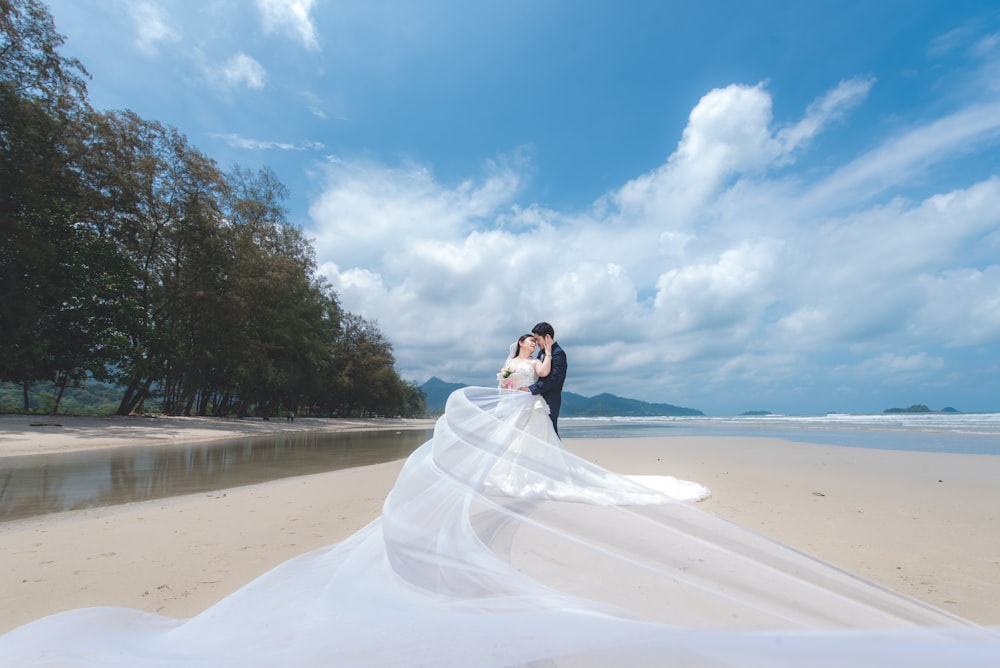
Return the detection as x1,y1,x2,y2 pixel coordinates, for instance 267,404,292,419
1,387,997,667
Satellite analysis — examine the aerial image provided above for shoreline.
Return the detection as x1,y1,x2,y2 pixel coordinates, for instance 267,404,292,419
2,418,999,633
0,413,438,458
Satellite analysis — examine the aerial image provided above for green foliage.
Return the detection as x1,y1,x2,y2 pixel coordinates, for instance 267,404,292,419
0,0,89,107
1,0,112,411
0,0,425,419
321,313,412,417
0,380,120,414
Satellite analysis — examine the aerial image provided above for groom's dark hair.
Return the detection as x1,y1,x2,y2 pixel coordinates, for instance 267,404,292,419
531,322,555,338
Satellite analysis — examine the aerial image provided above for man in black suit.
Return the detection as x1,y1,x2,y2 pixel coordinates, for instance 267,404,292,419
525,321,567,435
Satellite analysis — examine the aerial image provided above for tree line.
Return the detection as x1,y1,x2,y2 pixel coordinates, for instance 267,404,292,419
0,0,425,418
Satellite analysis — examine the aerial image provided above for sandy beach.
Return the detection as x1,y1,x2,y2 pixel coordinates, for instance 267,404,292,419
1,414,998,634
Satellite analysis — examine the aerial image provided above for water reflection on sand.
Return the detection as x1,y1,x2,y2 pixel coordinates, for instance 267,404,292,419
0,429,433,522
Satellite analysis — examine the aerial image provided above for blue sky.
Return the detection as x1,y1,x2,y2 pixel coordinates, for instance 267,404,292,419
45,1,1000,415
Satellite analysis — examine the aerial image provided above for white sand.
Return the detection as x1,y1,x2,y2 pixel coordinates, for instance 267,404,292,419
1,416,998,633
571,437,1000,625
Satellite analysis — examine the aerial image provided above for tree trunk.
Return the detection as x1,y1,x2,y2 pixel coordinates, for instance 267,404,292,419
196,390,211,416
53,373,69,414
116,381,139,415
214,392,229,417
117,377,153,415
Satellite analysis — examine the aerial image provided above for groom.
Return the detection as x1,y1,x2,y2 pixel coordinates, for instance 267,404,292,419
523,321,567,435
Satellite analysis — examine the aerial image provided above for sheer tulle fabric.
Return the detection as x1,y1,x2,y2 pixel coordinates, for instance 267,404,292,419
1,387,998,667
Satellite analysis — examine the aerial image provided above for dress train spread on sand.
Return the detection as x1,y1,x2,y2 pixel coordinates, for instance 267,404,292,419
0,387,997,667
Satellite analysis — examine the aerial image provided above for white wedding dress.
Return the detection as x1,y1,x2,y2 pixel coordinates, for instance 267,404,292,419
1,386,998,666
495,355,710,503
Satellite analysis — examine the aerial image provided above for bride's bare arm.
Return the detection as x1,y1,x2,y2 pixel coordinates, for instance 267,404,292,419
535,344,553,378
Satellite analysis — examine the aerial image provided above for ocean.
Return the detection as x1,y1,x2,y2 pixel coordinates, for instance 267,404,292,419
559,412,1000,455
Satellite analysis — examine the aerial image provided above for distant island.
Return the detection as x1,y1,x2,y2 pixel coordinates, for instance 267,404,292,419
883,404,960,414
420,377,704,417
740,410,771,416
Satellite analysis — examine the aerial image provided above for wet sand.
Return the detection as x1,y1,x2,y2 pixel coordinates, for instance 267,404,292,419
1,416,999,632
0,413,436,457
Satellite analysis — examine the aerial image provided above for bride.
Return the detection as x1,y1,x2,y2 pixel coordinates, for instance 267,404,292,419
1,342,998,666
492,334,711,504
497,333,551,391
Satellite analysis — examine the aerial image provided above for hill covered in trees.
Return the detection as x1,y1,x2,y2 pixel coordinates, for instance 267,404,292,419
420,378,703,417
0,0,423,418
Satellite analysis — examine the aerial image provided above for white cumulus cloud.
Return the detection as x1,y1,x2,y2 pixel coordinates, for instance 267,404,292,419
127,1,181,55
215,52,267,89
256,0,320,51
306,78,1000,413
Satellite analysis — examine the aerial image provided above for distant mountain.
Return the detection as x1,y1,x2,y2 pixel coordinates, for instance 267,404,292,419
419,377,703,417
561,392,703,417
420,377,468,413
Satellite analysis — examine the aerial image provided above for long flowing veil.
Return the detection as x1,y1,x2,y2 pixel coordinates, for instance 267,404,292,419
1,387,998,666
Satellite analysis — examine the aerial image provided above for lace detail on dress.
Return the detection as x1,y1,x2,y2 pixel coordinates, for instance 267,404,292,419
498,357,538,390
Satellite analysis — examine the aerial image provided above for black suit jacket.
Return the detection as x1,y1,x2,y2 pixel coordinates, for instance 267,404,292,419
529,342,567,421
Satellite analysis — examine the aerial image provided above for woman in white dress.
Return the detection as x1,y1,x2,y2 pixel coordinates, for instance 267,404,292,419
489,334,711,504
497,333,551,390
